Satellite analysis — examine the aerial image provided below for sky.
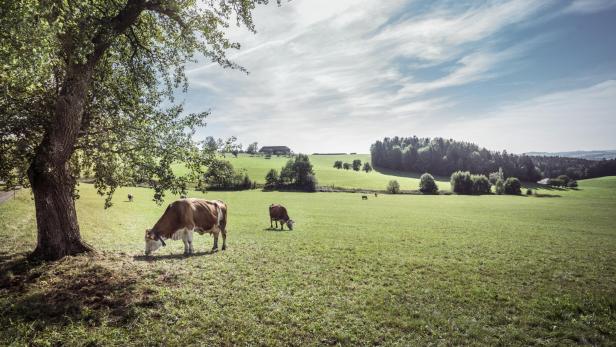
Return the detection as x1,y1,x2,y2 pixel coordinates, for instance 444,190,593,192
181,0,616,154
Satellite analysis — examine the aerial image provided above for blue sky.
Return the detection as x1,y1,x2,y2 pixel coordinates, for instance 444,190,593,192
181,0,616,154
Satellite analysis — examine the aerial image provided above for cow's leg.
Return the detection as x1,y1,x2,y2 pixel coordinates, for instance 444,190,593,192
221,227,227,251
212,229,219,252
280,220,284,230
182,230,190,255
187,229,194,254
270,218,273,229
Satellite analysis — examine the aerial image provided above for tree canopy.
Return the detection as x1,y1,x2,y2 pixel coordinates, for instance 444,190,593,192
0,0,279,260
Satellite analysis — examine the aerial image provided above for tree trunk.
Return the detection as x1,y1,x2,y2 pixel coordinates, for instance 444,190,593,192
28,149,93,260
27,66,94,261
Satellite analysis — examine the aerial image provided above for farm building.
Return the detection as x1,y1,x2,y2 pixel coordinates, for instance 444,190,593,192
537,178,550,185
259,146,291,155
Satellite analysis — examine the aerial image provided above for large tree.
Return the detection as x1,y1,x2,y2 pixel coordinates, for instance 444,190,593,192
0,0,278,260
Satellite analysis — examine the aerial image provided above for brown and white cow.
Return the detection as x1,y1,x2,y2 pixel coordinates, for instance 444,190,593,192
269,204,294,230
145,199,227,256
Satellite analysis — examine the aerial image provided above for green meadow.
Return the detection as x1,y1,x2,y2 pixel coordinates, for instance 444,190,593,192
175,153,450,190
1,177,615,345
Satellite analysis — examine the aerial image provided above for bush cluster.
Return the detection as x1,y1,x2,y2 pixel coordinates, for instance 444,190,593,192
419,173,438,194
264,154,317,192
495,179,505,195
504,177,522,195
471,174,491,194
450,171,473,194
387,180,400,194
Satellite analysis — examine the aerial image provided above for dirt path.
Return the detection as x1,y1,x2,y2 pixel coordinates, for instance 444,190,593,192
0,189,18,204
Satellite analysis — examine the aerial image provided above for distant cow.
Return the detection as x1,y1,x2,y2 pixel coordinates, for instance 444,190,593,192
362,195,368,200
269,204,294,230
128,194,134,202
374,192,378,197
145,199,227,256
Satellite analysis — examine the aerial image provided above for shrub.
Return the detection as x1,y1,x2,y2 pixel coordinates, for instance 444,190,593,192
387,180,400,194
333,160,343,169
526,188,533,195
304,174,318,192
557,174,570,185
504,177,522,195
495,179,505,195
548,178,564,187
265,169,279,188
419,173,438,194
567,180,578,188
352,159,362,171
471,174,491,194
362,162,373,173
450,171,473,194
488,168,504,185
343,163,351,170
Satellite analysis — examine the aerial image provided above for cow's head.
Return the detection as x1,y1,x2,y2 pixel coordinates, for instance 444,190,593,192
286,219,295,230
144,229,165,255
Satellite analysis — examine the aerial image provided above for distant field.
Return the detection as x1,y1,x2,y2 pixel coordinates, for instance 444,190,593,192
1,177,615,345
175,153,449,190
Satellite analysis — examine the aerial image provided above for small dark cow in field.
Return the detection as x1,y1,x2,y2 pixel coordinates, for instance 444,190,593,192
374,192,378,197
145,199,227,255
269,204,294,230
128,194,134,202
362,195,368,200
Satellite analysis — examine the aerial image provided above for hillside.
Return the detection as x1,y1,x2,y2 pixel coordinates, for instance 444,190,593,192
175,153,450,191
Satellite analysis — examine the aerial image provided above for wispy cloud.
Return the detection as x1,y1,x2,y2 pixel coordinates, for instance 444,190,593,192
181,0,616,153
441,80,616,152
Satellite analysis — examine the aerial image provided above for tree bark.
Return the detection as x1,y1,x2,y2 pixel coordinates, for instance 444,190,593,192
27,65,94,261
28,144,93,260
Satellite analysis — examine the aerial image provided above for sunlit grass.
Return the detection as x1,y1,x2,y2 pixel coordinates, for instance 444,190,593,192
1,177,615,345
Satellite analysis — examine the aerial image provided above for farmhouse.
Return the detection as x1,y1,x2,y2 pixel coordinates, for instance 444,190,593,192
259,146,291,155
537,178,550,185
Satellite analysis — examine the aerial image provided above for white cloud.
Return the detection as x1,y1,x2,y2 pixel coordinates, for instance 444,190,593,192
440,80,616,153
179,0,614,153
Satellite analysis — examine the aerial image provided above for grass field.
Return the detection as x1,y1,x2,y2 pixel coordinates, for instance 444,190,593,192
1,177,615,345
174,153,450,190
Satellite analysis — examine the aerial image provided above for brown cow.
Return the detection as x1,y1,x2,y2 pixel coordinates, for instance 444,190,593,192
269,204,294,230
145,199,227,255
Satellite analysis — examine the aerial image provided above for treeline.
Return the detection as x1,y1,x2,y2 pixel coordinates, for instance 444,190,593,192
371,136,616,181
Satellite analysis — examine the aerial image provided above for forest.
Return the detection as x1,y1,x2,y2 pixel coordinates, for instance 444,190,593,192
370,136,616,181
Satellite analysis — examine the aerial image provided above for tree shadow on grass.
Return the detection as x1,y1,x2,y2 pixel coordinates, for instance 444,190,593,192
133,250,218,261
372,167,423,180
533,193,562,198
0,253,161,328
263,227,289,232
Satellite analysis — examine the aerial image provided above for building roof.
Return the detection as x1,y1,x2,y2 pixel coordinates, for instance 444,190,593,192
259,146,291,152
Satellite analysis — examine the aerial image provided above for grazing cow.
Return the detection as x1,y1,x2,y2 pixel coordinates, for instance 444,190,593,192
128,194,134,202
374,192,378,197
362,195,368,200
269,204,294,230
145,199,227,256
